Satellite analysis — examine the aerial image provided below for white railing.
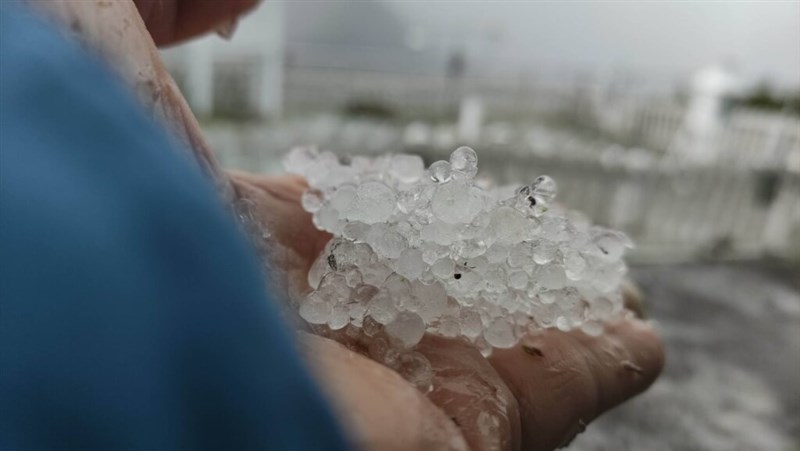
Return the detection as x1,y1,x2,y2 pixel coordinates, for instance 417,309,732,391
282,66,800,170
202,118,800,263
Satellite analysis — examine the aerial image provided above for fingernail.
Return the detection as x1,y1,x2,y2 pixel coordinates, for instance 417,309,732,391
622,280,647,319
215,18,239,40
557,418,587,449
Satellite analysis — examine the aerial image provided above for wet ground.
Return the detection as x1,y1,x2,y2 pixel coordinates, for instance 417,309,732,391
571,261,800,451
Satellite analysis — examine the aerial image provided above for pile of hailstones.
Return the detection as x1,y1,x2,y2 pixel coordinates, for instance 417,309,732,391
285,146,631,358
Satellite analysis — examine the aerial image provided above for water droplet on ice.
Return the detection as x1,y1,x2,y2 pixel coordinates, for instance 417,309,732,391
429,160,453,183
450,146,478,178
532,175,557,203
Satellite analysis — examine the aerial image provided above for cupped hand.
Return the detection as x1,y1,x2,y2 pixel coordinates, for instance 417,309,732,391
28,2,651,446
58,2,662,447
230,172,665,451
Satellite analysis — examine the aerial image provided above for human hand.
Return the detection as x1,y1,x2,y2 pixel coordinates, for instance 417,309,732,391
132,0,258,46
30,0,250,201
229,171,665,451
28,2,663,446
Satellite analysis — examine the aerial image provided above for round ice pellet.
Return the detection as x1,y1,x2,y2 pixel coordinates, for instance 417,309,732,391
450,146,478,178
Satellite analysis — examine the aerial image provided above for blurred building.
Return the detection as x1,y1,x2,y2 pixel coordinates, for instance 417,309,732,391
674,64,741,164
161,2,284,119
158,1,800,262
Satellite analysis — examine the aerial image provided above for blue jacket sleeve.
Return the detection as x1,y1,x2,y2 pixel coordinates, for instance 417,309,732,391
0,5,351,451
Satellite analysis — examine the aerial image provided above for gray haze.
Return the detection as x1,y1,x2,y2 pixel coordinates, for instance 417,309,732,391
395,1,800,87
286,1,800,89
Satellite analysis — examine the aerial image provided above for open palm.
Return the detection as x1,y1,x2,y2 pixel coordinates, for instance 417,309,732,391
230,172,664,451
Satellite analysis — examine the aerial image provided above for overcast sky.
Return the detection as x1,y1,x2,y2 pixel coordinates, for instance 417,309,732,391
391,1,800,88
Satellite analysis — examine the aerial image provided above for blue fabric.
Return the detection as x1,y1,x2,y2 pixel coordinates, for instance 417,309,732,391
0,5,350,451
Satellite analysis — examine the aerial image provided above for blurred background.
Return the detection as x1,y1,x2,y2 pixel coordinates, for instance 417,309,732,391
163,2,799,449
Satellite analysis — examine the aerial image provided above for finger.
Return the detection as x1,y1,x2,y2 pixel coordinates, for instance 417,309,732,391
228,171,309,200
298,333,470,451
416,335,521,451
488,318,664,450
135,0,258,46
229,175,329,299
229,173,327,261
622,279,646,319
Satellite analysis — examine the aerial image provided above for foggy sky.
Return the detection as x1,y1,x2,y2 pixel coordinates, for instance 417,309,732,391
392,1,800,88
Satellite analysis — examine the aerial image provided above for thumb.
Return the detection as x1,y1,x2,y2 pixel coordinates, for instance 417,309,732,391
135,0,258,46
488,318,664,450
